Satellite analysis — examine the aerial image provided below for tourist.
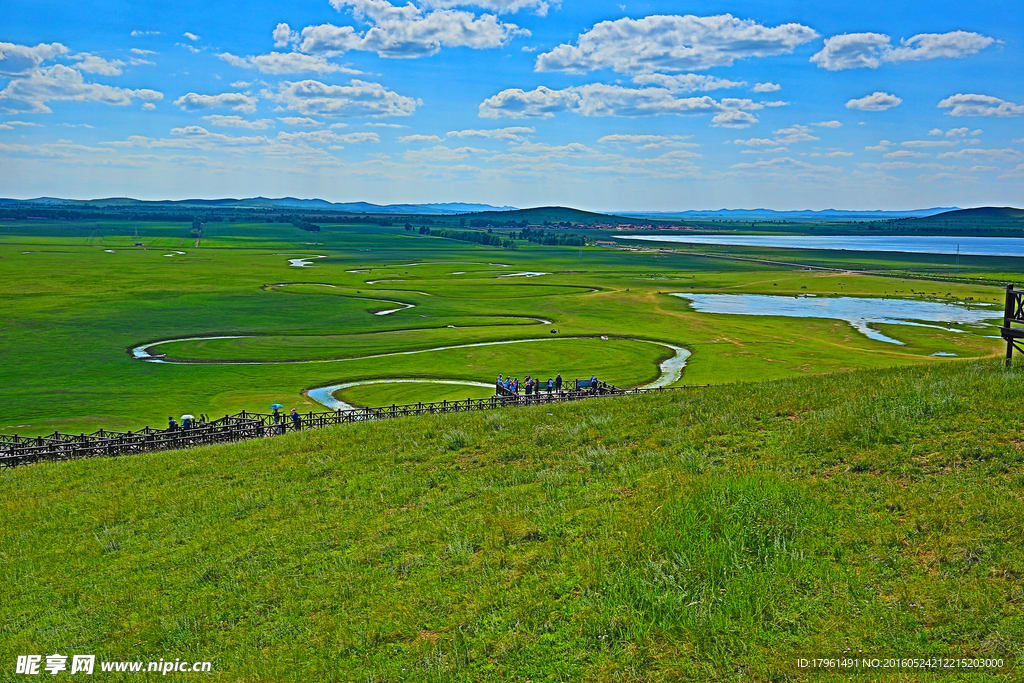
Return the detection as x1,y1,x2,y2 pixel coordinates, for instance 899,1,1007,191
182,416,192,430
290,408,302,431
547,377,553,393
167,417,177,432
496,373,503,390
591,375,598,392
555,373,562,392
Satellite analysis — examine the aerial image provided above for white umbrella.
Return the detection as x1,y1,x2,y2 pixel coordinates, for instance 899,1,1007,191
180,414,195,420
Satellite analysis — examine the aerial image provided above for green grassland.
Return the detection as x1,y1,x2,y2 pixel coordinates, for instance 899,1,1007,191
0,219,1016,435
2,360,1023,681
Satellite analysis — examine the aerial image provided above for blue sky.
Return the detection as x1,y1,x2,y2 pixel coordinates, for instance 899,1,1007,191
0,0,1021,210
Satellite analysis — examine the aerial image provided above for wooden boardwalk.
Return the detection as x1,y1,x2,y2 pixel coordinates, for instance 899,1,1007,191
0,382,697,468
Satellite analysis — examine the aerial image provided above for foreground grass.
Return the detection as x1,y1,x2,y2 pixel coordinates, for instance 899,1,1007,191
3,361,1024,681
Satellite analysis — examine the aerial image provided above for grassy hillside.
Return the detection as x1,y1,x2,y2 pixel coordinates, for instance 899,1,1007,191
2,361,1023,681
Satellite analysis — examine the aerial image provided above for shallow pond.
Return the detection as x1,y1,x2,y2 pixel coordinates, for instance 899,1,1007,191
670,293,998,345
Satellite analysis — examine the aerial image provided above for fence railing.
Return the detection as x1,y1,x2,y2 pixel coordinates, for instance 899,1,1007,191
0,384,700,468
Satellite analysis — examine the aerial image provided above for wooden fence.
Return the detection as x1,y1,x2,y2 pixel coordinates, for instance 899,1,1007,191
0,383,694,468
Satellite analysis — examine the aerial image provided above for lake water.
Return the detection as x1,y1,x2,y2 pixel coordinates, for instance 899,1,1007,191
618,234,1024,257
670,293,998,345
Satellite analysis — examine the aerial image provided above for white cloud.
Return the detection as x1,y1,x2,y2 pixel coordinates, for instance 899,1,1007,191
479,83,764,119
364,122,405,128
846,92,902,112
772,124,819,144
886,31,995,62
927,128,944,136
811,120,842,128
142,102,156,111
0,42,69,77
421,0,556,14
732,138,778,147
203,114,273,129
184,32,201,42
130,31,160,37
761,100,789,107
752,82,781,92
999,164,1024,179
811,31,994,70
937,147,1023,161
277,130,379,145
535,14,817,73
598,134,697,149
0,64,162,114
268,79,420,117
217,52,360,75
129,58,155,66
278,116,323,127
274,23,299,48
825,150,853,157
178,43,201,54
865,145,888,152
298,0,528,58
478,85,579,118
173,92,258,113
447,126,534,141
230,80,252,89
900,139,955,147
399,134,444,143
130,48,156,56
712,110,758,128
632,73,745,93
937,94,1024,118
71,53,126,76
884,150,929,158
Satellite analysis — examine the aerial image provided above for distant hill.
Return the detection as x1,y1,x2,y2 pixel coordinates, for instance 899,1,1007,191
0,196,518,215
928,207,1024,220
619,207,958,221
460,206,629,223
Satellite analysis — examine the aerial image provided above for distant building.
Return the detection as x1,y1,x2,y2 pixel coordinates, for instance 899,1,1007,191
595,240,618,247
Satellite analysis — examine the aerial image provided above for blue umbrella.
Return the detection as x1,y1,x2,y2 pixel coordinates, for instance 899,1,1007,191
270,403,284,410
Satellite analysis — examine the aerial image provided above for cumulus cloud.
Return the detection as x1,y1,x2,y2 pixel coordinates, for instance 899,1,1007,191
71,53,125,76
268,79,420,117
130,48,156,56
811,30,994,70
183,32,201,42
883,150,929,158
900,139,955,147
846,91,902,112
752,82,781,92
598,134,697,149
421,0,556,14
277,129,379,145
0,42,69,76
812,120,842,128
479,83,764,120
446,126,534,141
298,0,528,58
535,14,817,73
399,133,445,143
217,52,359,75
274,23,299,48
202,115,273,129
173,92,258,113
632,73,745,93
0,64,162,114
936,147,1023,161
278,116,323,127
142,102,156,110
937,94,1024,117
712,110,758,128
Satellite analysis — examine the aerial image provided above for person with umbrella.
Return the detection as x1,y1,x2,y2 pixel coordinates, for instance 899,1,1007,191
271,404,284,434
181,414,194,429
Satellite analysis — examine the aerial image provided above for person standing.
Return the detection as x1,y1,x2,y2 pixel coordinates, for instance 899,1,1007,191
555,373,562,392
167,417,177,432
496,373,503,391
290,408,302,431
547,377,553,393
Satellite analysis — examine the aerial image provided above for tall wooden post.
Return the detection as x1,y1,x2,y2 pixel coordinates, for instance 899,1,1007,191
1005,284,1016,367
